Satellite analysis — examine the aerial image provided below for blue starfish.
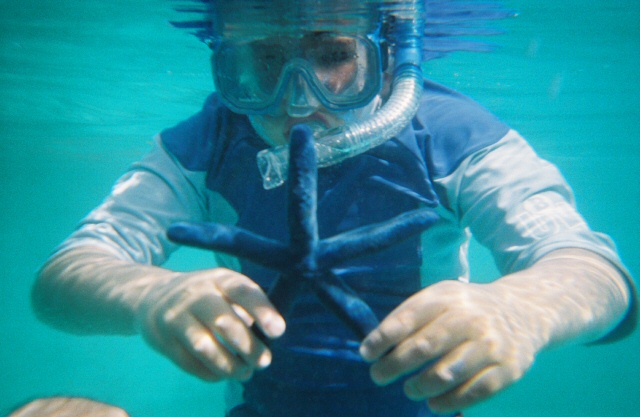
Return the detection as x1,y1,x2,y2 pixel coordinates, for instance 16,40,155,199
167,125,439,341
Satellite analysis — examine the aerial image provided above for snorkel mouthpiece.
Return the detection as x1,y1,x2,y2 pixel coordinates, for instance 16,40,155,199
257,0,425,189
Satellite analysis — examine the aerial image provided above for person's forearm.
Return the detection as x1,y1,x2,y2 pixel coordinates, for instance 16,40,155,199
32,245,181,335
491,248,631,350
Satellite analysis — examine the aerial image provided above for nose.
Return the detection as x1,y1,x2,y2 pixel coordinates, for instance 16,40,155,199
285,73,321,118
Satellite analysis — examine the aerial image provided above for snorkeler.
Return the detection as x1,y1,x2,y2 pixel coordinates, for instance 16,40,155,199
32,1,636,417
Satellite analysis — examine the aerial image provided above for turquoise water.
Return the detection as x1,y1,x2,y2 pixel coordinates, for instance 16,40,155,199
1,0,638,415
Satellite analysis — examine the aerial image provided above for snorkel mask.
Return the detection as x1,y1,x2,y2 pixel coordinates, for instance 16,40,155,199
212,32,384,115
255,1,425,190
171,0,514,189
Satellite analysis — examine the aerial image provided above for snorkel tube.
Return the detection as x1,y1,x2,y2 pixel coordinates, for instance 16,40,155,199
256,0,425,189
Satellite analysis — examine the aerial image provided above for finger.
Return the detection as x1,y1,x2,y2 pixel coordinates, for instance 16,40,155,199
166,335,228,381
403,338,496,400
194,301,272,370
360,293,446,362
216,271,286,339
174,313,253,381
140,305,228,381
427,365,518,413
369,314,467,386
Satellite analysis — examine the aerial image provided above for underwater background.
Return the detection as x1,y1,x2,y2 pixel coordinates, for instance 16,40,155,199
1,0,638,415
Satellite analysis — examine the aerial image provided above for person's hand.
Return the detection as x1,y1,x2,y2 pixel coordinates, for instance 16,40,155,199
135,268,286,382
8,397,128,417
359,278,543,413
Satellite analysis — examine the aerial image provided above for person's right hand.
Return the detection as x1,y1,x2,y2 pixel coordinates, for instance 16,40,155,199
135,268,286,382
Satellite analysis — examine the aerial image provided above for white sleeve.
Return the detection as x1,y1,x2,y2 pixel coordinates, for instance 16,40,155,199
436,129,630,277
54,135,210,266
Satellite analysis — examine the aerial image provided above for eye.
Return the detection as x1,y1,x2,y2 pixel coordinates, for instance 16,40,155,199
259,49,286,65
308,40,357,69
319,48,356,66
253,46,288,77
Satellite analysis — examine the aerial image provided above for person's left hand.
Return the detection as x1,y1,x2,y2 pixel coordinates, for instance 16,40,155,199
359,278,544,413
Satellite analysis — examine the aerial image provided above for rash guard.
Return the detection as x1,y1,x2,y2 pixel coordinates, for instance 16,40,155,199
54,80,634,417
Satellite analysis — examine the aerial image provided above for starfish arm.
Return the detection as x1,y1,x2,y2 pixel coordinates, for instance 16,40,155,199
250,272,306,346
308,271,379,340
316,208,440,269
267,272,306,316
167,222,290,270
287,125,319,269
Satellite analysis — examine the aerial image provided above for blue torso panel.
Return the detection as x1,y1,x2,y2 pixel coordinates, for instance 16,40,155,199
160,80,509,417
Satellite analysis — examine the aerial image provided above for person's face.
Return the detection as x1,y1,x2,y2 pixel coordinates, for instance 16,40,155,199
215,1,382,146
249,34,361,99
247,33,379,146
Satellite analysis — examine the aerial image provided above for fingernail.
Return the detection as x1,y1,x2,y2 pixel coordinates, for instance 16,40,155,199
369,367,385,386
404,380,423,400
437,367,454,382
359,343,372,361
258,350,272,369
265,314,286,338
360,332,380,361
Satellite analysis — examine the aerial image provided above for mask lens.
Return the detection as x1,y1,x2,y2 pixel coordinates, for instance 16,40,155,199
213,34,381,114
249,39,293,95
304,35,359,94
